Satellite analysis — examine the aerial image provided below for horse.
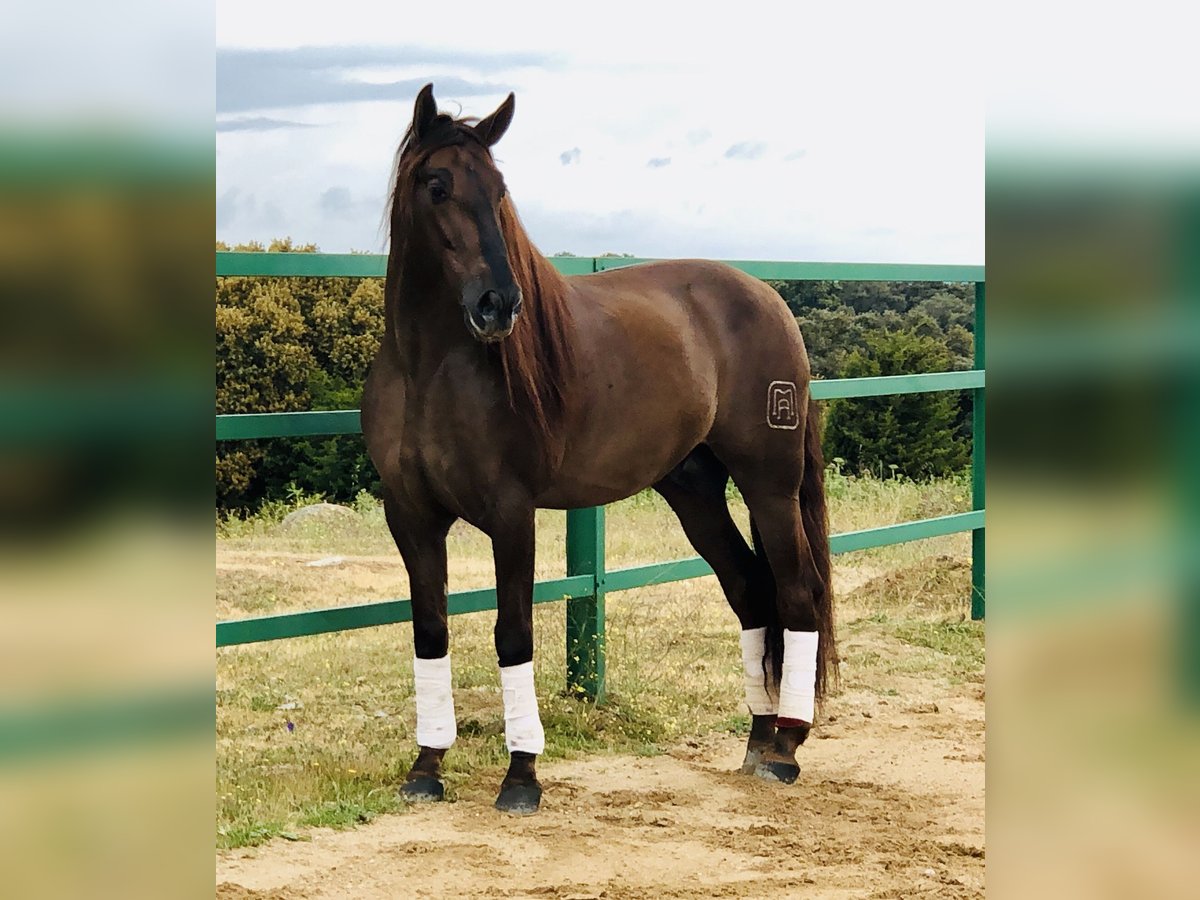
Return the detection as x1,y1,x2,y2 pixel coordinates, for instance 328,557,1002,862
361,84,836,815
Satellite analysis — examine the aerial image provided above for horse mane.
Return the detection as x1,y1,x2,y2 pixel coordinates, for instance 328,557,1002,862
385,113,575,463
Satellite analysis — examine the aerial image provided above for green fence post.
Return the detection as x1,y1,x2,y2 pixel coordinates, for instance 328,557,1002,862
971,281,986,620
566,507,606,701
1177,193,1200,706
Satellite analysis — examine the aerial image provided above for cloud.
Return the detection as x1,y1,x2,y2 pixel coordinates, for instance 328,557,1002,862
215,186,285,234
319,187,355,217
521,206,655,258
646,157,672,168
686,128,711,146
784,148,808,161
216,187,242,229
216,116,317,133
216,45,554,113
724,141,767,160
559,147,581,165
315,186,382,225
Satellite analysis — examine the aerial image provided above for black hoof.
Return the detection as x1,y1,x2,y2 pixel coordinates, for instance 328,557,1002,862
739,746,767,775
400,774,445,802
754,760,801,784
494,781,542,816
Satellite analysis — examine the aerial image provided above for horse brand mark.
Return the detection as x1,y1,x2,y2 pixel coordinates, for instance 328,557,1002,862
767,381,800,430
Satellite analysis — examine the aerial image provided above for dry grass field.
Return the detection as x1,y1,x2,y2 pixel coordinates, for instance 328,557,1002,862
216,472,984,898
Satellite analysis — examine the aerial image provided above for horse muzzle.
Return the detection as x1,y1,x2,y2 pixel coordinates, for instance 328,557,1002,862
464,287,522,343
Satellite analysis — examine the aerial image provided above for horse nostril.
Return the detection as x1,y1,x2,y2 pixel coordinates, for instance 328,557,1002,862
478,291,500,318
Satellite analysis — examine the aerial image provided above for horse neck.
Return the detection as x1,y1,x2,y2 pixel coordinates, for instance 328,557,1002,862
524,247,567,306
506,224,571,332
383,244,473,374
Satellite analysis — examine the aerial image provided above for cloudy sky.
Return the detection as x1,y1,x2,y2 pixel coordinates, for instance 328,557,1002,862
217,2,983,262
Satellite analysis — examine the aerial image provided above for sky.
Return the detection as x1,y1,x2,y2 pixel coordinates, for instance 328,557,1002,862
216,2,984,263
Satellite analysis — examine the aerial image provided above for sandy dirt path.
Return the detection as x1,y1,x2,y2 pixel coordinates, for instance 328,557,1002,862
217,682,984,899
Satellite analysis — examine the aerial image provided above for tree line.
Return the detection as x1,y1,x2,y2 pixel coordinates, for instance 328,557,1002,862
217,241,975,512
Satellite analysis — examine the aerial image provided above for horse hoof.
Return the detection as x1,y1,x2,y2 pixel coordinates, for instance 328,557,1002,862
494,782,542,816
400,775,445,802
754,760,801,784
739,747,766,775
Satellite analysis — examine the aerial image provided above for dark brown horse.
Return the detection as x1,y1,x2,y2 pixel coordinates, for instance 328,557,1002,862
362,84,836,815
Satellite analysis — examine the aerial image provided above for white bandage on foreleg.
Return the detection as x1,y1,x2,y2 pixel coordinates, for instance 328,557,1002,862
500,661,545,755
777,630,819,724
413,654,456,749
740,627,778,715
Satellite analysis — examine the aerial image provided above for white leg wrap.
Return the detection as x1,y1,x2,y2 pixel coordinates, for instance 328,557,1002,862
778,630,819,723
413,654,456,749
500,661,545,755
740,627,778,715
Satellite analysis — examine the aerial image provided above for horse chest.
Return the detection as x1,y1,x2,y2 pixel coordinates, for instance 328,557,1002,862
398,367,520,518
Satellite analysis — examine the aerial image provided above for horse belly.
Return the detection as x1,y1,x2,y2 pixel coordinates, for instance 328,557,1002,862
538,364,715,509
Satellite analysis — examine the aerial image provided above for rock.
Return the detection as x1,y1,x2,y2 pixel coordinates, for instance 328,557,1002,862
279,503,358,531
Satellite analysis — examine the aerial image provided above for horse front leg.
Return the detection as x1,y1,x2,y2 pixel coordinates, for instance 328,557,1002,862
384,495,456,802
489,505,544,815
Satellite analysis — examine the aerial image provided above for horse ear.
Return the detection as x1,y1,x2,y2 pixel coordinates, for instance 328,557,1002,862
474,92,515,147
412,83,437,140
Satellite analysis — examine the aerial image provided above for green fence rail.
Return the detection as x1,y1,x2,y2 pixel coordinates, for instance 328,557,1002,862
217,254,985,701
217,252,982,283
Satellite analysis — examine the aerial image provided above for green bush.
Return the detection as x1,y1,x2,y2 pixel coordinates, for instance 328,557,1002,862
823,328,970,478
216,242,383,512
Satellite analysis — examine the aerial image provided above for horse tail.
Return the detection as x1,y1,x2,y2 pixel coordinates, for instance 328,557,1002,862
748,515,784,708
752,396,837,711
800,396,837,702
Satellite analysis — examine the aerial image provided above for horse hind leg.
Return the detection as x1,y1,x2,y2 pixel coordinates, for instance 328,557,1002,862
738,486,827,784
744,513,780,772
708,388,836,786
653,445,779,774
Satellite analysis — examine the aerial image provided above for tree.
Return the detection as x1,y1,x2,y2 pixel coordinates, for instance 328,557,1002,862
794,306,872,377
215,278,317,509
215,279,313,414
824,329,970,478
769,280,836,317
215,242,388,512
289,280,386,504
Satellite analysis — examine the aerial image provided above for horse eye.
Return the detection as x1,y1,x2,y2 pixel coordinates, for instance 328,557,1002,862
429,181,449,203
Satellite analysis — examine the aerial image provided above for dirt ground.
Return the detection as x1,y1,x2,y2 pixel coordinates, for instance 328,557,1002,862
216,673,984,899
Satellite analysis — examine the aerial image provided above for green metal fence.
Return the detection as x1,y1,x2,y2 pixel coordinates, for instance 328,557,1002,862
216,253,985,701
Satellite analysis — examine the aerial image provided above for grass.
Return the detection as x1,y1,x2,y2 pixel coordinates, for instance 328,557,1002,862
216,470,983,849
